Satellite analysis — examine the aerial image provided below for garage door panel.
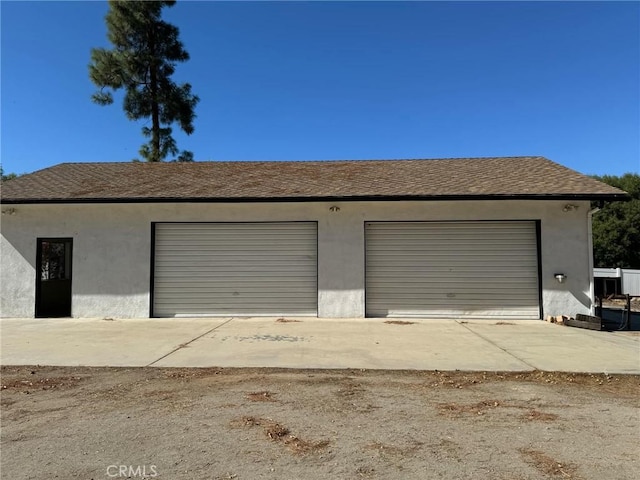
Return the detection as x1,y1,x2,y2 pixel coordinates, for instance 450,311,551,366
154,278,315,286
368,236,534,243
366,246,537,253
158,296,317,303
153,222,318,317
367,271,538,278
155,294,318,301
157,251,316,257
367,258,538,266
155,285,317,293
368,296,538,304
367,275,538,282
155,262,315,269
369,291,535,300
367,250,536,256
368,286,538,292
365,221,540,319
371,308,533,318
366,267,537,275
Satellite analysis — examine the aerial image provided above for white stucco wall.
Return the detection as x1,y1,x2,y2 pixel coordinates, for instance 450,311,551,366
0,199,593,319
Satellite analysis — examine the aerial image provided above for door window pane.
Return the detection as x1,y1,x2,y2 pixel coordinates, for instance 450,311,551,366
40,241,70,280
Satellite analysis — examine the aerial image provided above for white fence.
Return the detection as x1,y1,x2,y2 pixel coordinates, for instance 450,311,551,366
594,268,640,296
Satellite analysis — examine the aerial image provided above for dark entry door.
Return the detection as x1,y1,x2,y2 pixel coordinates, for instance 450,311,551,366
36,238,73,317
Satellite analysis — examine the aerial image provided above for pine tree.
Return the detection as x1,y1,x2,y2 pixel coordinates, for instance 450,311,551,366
89,0,199,162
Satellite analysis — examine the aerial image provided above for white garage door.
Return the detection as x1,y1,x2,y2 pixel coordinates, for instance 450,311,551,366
153,222,317,317
365,221,540,319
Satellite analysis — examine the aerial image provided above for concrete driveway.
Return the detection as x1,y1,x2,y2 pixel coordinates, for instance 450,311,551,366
1,317,638,373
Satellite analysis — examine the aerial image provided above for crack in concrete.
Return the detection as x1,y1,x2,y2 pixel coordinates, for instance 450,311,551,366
146,317,235,367
456,321,537,371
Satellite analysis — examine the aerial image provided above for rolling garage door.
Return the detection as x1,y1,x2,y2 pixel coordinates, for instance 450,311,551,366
365,221,540,319
153,222,317,317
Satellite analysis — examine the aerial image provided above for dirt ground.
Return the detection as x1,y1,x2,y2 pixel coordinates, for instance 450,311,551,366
1,367,638,480
602,297,640,312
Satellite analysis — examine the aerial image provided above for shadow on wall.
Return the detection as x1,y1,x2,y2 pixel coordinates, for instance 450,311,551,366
572,289,591,311
546,279,592,315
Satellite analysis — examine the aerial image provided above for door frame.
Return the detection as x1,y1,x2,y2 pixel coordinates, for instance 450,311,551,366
35,237,73,318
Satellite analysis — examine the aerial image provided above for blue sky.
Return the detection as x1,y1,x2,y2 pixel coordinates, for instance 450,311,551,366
1,1,639,176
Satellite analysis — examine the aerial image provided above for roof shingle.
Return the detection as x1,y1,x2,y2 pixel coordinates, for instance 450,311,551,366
0,157,628,204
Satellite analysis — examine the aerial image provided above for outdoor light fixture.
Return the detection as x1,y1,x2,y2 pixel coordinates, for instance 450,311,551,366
329,206,340,212
1,208,16,216
563,204,579,212
554,273,567,283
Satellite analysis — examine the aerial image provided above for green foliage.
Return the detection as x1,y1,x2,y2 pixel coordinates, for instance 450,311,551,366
89,0,199,162
592,173,640,268
174,151,194,162
1,166,18,182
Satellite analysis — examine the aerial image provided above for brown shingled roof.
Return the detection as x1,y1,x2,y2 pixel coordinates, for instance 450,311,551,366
0,157,628,204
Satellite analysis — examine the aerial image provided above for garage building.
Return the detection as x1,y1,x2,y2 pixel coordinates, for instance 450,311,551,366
0,157,627,319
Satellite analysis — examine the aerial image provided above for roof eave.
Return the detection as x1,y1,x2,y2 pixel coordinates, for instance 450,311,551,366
0,192,630,205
